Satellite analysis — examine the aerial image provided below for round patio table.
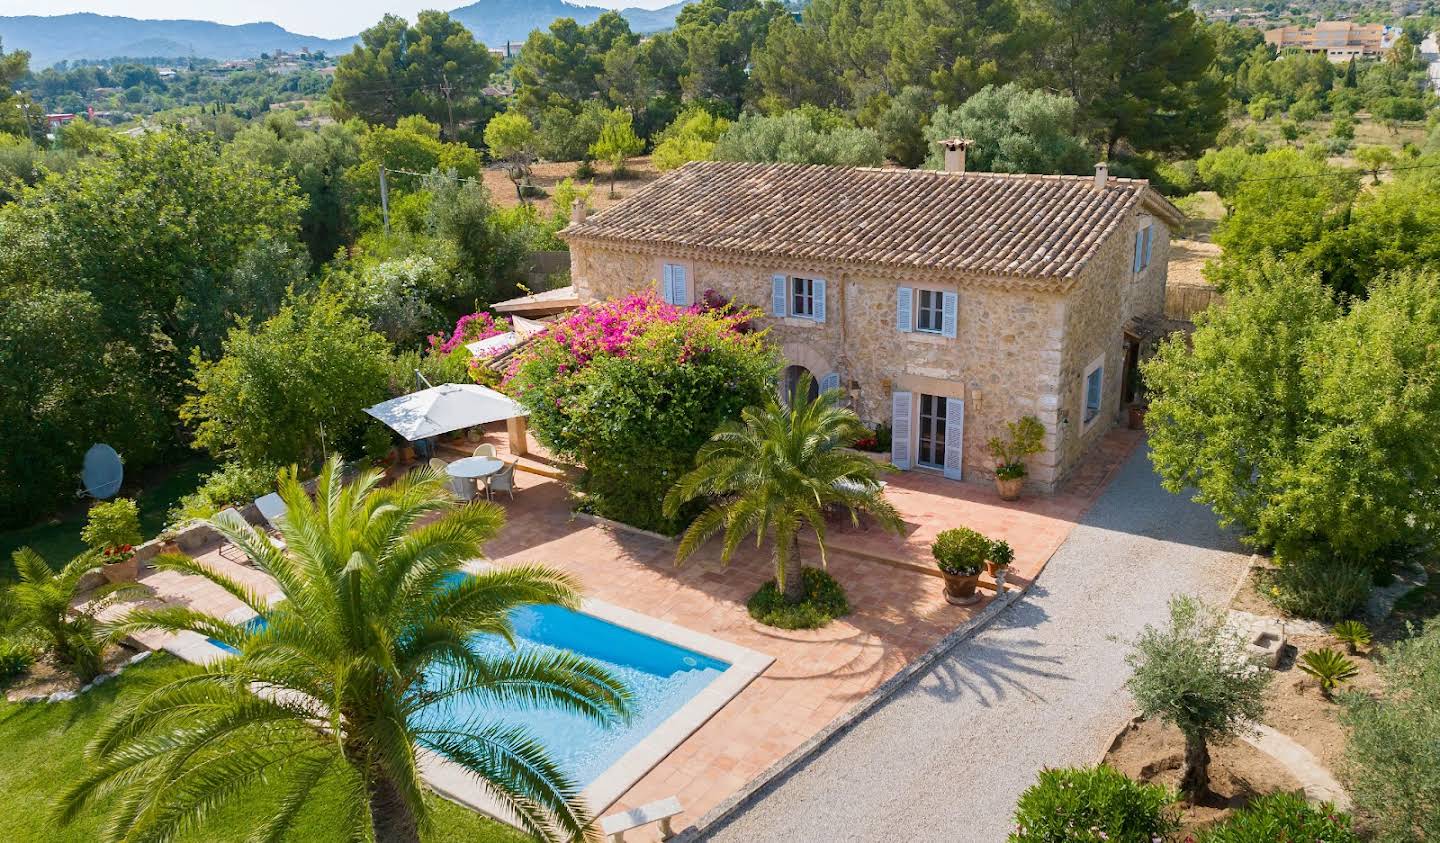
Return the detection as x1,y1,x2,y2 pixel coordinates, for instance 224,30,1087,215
445,457,503,501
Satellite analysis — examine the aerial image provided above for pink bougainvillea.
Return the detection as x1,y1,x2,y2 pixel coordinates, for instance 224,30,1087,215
428,311,512,356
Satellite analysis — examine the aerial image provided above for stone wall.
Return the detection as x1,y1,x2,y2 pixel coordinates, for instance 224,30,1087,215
1052,214,1172,484
570,244,1068,489
569,210,1172,493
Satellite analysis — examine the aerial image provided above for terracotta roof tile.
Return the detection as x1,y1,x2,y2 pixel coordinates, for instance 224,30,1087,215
563,161,1182,280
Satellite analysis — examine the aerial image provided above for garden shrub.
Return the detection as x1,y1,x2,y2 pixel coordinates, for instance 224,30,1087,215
0,640,35,685
81,498,142,551
1010,765,1178,842
1342,618,1440,841
508,293,775,533
1195,793,1358,842
1265,552,1371,622
167,461,283,528
746,568,850,630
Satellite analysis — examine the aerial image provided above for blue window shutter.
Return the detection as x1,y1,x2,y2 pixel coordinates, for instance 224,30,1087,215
661,264,675,304
941,291,958,339
674,264,690,306
1144,225,1153,268
896,286,913,333
771,274,787,317
1133,231,1143,272
813,278,826,322
819,371,840,393
943,397,965,480
891,391,912,469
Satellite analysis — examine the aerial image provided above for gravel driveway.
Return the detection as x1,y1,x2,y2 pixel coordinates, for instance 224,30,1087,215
701,445,1249,842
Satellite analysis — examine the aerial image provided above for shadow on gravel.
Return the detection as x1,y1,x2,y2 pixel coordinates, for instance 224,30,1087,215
914,587,1070,706
1072,447,1244,556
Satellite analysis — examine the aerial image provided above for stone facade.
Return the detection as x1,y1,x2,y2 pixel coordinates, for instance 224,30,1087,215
568,205,1174,492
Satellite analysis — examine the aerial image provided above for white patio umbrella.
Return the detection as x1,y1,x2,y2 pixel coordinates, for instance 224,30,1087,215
364,383,528,442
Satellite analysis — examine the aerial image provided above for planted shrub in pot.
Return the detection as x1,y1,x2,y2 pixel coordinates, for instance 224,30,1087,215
986,416,1045,501
933,527,989,605
82,498,143,583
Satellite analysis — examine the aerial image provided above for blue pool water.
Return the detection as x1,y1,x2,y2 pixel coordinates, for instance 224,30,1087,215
418,603,730,786
207,578,730,787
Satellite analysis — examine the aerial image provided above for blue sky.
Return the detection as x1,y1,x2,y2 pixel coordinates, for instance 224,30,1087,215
0,0,669,38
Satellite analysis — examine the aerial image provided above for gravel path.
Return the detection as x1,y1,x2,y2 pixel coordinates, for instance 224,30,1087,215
701,445,1250,843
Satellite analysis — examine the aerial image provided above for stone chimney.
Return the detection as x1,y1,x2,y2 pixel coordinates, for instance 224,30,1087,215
1094,161,1109,189
570,198,588,225
939,138,974,174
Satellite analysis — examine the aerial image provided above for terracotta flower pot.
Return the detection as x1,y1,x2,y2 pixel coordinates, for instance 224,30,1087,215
995,475,1023,501
102,556,139,583
1128,405,1149,430
941,571,981,605
984,560,1008,578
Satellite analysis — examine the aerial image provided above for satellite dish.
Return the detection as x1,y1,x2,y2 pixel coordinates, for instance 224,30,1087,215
82,444,124,500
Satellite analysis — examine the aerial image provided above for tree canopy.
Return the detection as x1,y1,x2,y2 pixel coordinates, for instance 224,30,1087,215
332,11,500,137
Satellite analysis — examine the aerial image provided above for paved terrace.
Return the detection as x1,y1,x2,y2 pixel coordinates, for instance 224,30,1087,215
98,423,1143,838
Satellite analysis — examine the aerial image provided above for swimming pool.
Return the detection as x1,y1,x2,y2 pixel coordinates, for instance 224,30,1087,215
418,603,731,786
199,573,772,817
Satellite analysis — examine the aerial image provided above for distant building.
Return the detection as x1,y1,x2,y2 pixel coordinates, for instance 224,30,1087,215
1265,21,1401,62
1422,32,1440,92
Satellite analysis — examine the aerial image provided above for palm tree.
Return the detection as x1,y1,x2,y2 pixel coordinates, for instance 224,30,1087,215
664,373,903,604
58,456,630,843
7,547,141,682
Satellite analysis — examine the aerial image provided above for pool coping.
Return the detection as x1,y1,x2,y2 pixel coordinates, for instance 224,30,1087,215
167,568,774,830
423,567,774,826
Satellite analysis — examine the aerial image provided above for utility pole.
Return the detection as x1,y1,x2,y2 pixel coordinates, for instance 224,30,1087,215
378,165,391,234
440,72,456,142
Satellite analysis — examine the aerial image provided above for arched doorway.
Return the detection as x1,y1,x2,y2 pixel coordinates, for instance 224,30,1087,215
782,364,820,406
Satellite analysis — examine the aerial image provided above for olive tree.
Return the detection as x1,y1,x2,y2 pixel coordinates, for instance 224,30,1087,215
1124,595,1270,799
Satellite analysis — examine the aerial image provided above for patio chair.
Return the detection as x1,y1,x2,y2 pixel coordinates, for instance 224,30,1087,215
486,461,517,501
213,507,256,565
252,492,288,549
428,458,448,472
472,443,497,458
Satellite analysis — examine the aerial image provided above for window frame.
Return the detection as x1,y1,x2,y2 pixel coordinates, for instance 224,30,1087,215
916,392,948,469
1081,354,1106,430
914,288,946,334
789,275,817,319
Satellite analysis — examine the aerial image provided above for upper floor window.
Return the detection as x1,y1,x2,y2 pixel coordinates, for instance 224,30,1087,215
791,276,817,318
896,286,957,338
1083,357,1105,427
661,262,690,306
770,274,826,322
916,289,946,334
1132,224,1154,272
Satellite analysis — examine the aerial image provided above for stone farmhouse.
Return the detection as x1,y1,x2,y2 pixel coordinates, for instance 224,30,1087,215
561,149,1184,491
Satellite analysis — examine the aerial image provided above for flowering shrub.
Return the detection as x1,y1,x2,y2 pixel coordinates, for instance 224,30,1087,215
1010,765,1178,842
508,292,776,532
429,311,512,356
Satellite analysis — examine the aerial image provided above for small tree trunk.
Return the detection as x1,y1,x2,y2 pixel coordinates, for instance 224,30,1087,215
781,538,805,605
368,772,422,843
1179,731,1210,801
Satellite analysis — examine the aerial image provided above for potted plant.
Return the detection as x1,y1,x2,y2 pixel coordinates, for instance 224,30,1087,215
987,538,1014,592
100,544,139,583
1128,403,1149,430
81,498,144,584
986,416,1045,501
933,527,990,605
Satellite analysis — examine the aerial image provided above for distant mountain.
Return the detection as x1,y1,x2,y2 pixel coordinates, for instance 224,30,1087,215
446,0,693,50
0,2,693,69
0,14,356,68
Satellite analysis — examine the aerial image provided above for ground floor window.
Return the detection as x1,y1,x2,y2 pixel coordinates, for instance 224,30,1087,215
917,393,947,469
1083,360,1104,426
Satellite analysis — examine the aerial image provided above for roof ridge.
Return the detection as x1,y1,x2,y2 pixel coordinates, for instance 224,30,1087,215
686,158,1153,188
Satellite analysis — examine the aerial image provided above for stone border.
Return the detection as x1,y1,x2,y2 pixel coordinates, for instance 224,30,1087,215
674,584,1025,841
572,511,680,544
8,650,152,704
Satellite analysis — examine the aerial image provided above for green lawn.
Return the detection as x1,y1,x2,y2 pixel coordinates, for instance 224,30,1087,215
0,458,214,581
0,655,532,842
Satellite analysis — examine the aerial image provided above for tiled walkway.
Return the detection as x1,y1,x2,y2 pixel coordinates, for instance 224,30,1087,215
102,424,1144,838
